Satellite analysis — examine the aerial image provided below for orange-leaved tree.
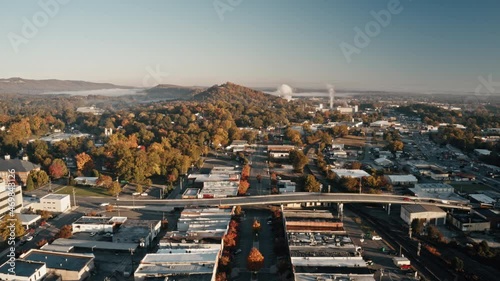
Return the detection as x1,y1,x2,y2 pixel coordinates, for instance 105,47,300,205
247,247,264,272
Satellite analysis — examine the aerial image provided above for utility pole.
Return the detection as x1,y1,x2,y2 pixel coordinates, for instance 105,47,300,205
129,248,134,271
72,188,77,207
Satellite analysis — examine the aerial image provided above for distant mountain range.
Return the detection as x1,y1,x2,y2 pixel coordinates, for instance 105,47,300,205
0,77,131,94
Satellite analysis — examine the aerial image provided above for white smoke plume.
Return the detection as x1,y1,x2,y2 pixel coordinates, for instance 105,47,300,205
326,84,335,109
276,84,294,101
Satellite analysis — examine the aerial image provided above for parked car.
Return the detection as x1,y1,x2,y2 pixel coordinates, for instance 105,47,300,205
372,236,382,241
100,203,110,207
90,232,97,237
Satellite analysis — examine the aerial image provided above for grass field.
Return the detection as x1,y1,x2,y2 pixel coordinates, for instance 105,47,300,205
451,183,491,194
56,185,110,197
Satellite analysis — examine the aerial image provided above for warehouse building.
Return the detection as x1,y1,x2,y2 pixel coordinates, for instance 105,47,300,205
448,212,490,232
0,259,47,281
21,250,94,281
386,174,418,186
400,204,447,226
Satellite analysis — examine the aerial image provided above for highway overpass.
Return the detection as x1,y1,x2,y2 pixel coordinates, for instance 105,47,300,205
120,193,470,210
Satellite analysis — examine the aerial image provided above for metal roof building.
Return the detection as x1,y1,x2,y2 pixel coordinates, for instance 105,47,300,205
21,249,94,281
0,259,47,281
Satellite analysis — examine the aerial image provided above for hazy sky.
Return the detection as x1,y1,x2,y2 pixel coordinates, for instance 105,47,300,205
1,0,499,93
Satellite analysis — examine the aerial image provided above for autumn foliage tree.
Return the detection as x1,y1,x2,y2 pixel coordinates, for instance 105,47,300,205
218,255,231,274
105,205,114,212
0,214,25,240
55,225,72,239
229,219,239,232
341,177,360,192
351,161,362,169
289,149,308,173
223,219,239,248
96,174,113,188
36,239,48,248
241,164,251,180
223,232,237,248
48,158,68,179
304,174,321,192
270,172,277,184
29,170,50,189
37,210,52,220
75,152,94,174
216,272,227,281
234,206,242,217
271,206,282,219
252,219,261,232
247,247,265,272
109,182,122,197
238,180,250,195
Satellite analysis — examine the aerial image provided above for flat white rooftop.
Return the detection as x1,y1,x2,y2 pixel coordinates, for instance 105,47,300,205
331,169,370,178
386,174,418,182
135,264,214,275
188,174,237,182
42,194,70,200
141,251,218,264
295,273,375,281
470,193,495,204
52,238,138,251
291,256,366,267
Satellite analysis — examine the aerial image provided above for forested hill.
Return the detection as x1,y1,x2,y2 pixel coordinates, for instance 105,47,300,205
193,82,280,104
145,84,205,100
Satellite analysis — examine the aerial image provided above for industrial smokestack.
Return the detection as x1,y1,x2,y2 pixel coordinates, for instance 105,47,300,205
327,84,335,109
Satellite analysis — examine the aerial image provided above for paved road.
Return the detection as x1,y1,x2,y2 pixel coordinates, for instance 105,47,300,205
120,193,470,209
248,145,270,196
